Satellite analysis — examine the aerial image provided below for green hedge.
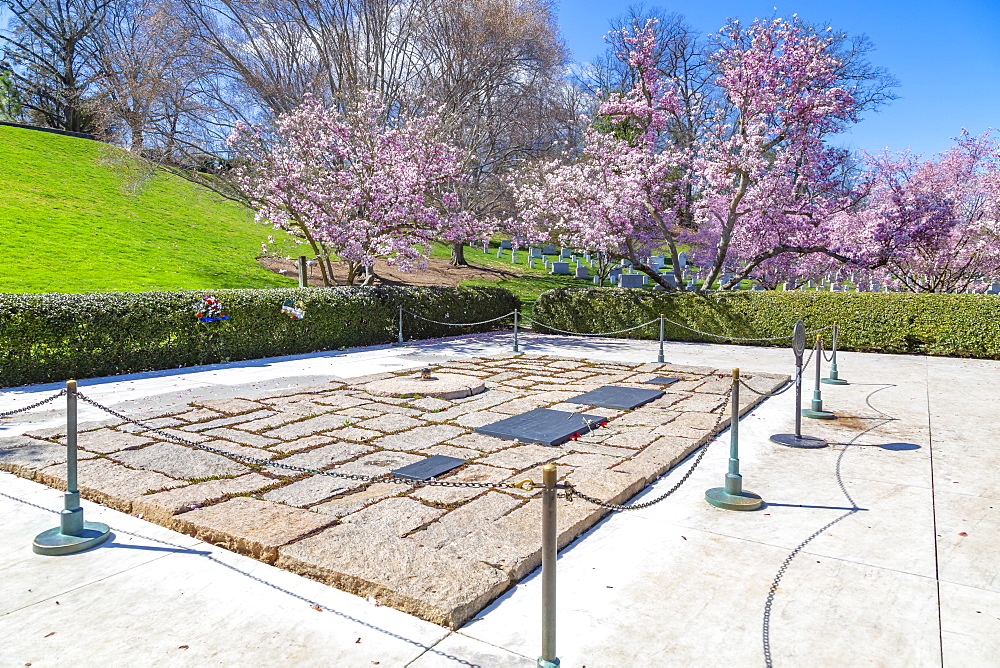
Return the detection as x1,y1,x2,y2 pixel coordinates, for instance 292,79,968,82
0,286,519,387
531,288,1000,358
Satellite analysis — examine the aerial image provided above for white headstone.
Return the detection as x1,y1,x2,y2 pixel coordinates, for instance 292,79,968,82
575,266,589,279
551,261,571,275
678,252,688,268
620,274,644,288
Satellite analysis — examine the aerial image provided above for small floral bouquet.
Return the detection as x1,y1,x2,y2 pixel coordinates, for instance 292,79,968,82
195,295,229,322
281,299,306,320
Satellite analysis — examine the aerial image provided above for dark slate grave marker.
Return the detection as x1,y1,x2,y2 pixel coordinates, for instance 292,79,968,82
566,385,664,410
476,408,606,446
648,376,680,386
391,455,466,481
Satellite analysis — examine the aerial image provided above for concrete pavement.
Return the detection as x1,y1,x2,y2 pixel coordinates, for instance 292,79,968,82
2,332,997,666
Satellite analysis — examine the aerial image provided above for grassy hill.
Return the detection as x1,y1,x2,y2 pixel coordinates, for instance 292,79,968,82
0,125,297,293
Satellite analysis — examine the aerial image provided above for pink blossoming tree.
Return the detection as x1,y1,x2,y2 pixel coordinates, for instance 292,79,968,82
229,93,493,285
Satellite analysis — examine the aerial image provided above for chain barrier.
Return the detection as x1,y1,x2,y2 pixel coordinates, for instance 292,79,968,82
524,317,660,337
658,316,833,343
402,309,516,328
567,392,732,510
820,337,835,363
738,377,795,398
0,389,67,419
76,392,530,492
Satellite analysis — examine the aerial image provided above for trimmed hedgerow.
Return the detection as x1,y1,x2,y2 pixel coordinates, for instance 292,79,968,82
0,286,519,387
531,288,1000,359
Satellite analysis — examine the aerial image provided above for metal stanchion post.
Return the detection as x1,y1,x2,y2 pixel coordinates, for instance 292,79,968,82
397,305,404,345
513,310,520,353
34,380,111,555
657,314,665,364
822,321,848,385
770,320,827,448
802,335,835,419
706,369,762,510
297,255,307,288
538,463,559,668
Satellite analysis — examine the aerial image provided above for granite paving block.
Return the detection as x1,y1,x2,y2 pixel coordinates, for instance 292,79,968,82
265,414,358,439
445,432,517,452
333,451,425,478
111,442,249,480
650,421,715,441
421,444,480,460
491,397,553,415
602,428,660,449
36,458,185,513
312,395,372,408
262,475,364,507
671,411,723,429
311,482,409,518
565,442,640,458
144,427,212,443
201,427,280,448
259,396,332,415
133,473,275,523
182,410,277,432
612,435,701,483
554,452,621,469
454,410,509,428
276,525,510,628
172,408,223,423
335,407,383,419
409,397,452,411
0,436,83,477
277,442,373,470
411,464,513,504
411,492,523,549
174,497,335,563
421,390,518,422
374,424,466,450
354,414,427,433
478,444,562,471
230,413,305,432
191,398,267,414
116,417,185,434
67,429,152,454
268,435,333,454
323,426,382,443
340,497,445,536
201,440,277,462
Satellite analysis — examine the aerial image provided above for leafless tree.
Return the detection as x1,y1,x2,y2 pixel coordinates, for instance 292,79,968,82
0,0,112,132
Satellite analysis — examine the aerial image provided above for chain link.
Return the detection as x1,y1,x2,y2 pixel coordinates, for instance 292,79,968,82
525,317,660,337
403,309,516,327
567,391,732,510
738,378,795,398
0,389,67,418
76,392,522,490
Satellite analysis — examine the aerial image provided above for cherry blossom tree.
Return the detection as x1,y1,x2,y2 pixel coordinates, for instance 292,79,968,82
229,93,493,285
845,131,1000,292
513,16,906,290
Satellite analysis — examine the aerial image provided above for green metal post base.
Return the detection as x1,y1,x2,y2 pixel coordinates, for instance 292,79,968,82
33,521,111,556
801,408,836,420
770,433,828,448
821,377,848,385
537,659,560,668
705,487,762,511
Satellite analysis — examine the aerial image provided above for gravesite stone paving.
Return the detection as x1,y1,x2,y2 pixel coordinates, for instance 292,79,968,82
0,356,785,628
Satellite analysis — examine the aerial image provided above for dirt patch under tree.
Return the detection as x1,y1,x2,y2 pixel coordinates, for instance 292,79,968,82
258,256,520,287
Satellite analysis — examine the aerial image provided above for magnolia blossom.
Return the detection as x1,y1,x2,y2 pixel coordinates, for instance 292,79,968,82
229,93,492,285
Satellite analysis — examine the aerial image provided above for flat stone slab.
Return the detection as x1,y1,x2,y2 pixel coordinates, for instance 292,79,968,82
391,455,466,481
365,373,486,400
475,408,607,446
174,497,335,563
111,442,249,480
566,385,665,410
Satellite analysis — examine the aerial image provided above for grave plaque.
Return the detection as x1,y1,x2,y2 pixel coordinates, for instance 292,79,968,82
566,385,664,410
620,274,643,288
391,455,466,481
648,376,680,386
476,408,607,446
551,261,570,275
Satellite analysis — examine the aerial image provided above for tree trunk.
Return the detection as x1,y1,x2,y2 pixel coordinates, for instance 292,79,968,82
450,241,468,266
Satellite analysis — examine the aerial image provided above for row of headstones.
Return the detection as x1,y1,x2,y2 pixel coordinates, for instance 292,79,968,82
475,242,1000,293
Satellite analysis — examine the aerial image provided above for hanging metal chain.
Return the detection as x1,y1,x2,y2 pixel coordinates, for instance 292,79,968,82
738,378,795,398
567,392,733,510
524,317,660,337
403,310,516,327
0,389,67,418
76,392,528,491
658,316,833,343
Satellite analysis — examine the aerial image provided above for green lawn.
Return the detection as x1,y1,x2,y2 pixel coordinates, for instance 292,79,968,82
0,125,298,293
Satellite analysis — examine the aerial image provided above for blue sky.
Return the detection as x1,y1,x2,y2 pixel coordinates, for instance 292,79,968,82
557,0,1000,158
